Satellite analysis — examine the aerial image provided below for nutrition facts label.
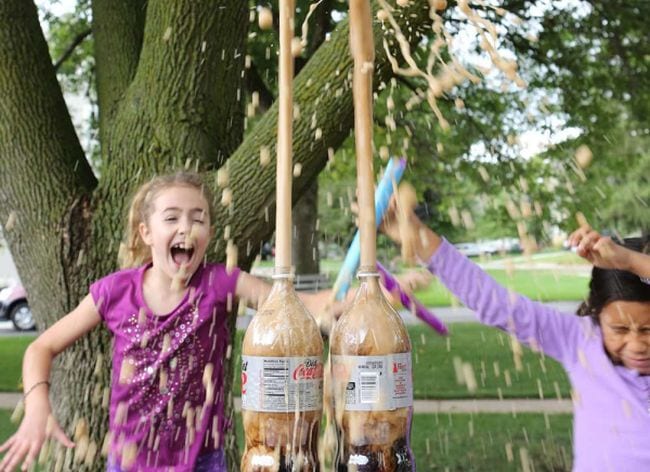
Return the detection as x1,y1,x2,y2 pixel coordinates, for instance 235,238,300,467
241,355,323,412
332,353,413,411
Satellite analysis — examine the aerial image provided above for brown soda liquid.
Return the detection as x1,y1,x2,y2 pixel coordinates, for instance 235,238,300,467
241,278,324,471
330,272,415,472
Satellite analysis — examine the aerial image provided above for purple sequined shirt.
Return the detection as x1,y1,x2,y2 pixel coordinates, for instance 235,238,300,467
429,239,650,471
90,262,240,471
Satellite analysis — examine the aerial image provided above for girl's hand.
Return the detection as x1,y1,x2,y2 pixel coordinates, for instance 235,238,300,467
377,196,441,262
568,226,631,271
395,269,433,296
350,193,410,245
0,409,74,472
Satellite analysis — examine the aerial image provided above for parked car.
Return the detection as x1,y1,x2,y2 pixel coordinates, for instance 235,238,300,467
455,238,522,257
454,242,484,257
0,284,35,331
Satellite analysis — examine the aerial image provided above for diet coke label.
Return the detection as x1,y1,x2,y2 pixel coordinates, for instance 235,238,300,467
241,356,323,412
331,353,413,411
293,359,324,381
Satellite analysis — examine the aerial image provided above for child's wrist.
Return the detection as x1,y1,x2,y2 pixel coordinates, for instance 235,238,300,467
627,251,649,278
618,247,636,273
24,394,51,415
413,221,440,262
23,380,51,412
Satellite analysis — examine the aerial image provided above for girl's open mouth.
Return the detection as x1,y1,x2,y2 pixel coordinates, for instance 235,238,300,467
171,243,194,266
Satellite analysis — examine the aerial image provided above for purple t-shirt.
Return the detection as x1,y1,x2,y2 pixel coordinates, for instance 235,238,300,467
90,262,240,472
429,240,650,471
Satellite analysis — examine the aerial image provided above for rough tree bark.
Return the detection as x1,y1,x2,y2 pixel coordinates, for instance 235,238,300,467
291,0,333,276
293,181,321,274
0,1,432,469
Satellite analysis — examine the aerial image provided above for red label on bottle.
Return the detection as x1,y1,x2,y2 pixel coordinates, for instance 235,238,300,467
293,359,324,380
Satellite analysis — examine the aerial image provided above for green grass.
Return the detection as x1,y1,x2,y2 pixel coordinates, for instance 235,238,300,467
0,410,572,471
0,337,29,392
231,324,571,400
2,324,572,399
409,324,570,399
0,409,12,442
414,269,589,307
254,255,590,307
234,411,573,471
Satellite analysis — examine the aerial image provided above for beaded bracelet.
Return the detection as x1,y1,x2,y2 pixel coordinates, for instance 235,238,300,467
23,380,50,400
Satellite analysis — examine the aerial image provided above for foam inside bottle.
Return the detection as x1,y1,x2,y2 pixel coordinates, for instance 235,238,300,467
241,275,324,471
330,269,414,471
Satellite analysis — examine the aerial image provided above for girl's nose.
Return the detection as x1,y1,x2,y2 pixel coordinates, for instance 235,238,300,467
178,216,192,234
626,332,648,353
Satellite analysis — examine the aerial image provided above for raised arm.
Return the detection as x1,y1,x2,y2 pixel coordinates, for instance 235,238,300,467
380,196,583,363
0,294,101,472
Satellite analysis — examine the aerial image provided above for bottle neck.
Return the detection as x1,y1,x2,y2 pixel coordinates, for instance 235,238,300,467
357,265,381,295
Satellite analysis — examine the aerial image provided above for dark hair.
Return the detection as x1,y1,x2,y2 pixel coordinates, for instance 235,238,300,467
577,237,650,323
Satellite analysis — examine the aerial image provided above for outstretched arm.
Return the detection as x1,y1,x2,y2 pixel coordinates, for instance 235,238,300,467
568,226,650,278
0,294,101,472
380,193,583,364
234,271,345,333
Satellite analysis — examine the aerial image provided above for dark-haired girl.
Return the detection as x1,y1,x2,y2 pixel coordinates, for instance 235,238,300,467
381,204,650,471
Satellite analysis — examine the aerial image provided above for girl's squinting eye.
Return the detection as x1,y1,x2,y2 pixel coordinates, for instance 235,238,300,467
164,216,178,222
193,219,205,224
610,326,628,334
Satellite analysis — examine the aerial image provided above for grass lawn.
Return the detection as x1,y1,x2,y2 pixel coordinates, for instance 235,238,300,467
1,323,572,399
414,269,589,307
0,409,573,471
255,256,590,306
0,337,29,391
409,324,570,399
229,325,571,399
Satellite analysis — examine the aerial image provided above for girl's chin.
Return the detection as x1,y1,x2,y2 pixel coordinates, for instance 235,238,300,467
622,358,650,374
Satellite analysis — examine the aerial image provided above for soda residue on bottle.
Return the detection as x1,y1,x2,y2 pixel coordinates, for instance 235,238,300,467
241,275,324,471
330,269,415,471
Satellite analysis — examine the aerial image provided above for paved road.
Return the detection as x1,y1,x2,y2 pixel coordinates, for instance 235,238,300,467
0,391,572,414
0,301,582,333
236,301,582,329
0,321,37,337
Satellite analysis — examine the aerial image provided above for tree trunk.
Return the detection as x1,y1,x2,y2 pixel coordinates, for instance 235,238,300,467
290,0,333,275
293,181,320,274
92,0,147,148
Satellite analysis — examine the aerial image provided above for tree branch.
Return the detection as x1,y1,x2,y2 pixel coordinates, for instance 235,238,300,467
214,0,433,268
53,27,91,71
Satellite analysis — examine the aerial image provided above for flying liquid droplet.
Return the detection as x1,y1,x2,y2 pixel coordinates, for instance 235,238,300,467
258,7,273,30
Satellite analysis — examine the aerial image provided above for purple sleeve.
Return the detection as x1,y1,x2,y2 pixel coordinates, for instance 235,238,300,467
427,239,583,364
89,276,110,321
222,266,240,301
207,264,241,303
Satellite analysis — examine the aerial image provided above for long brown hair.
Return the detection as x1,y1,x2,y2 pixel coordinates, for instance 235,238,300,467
118,171,216,268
